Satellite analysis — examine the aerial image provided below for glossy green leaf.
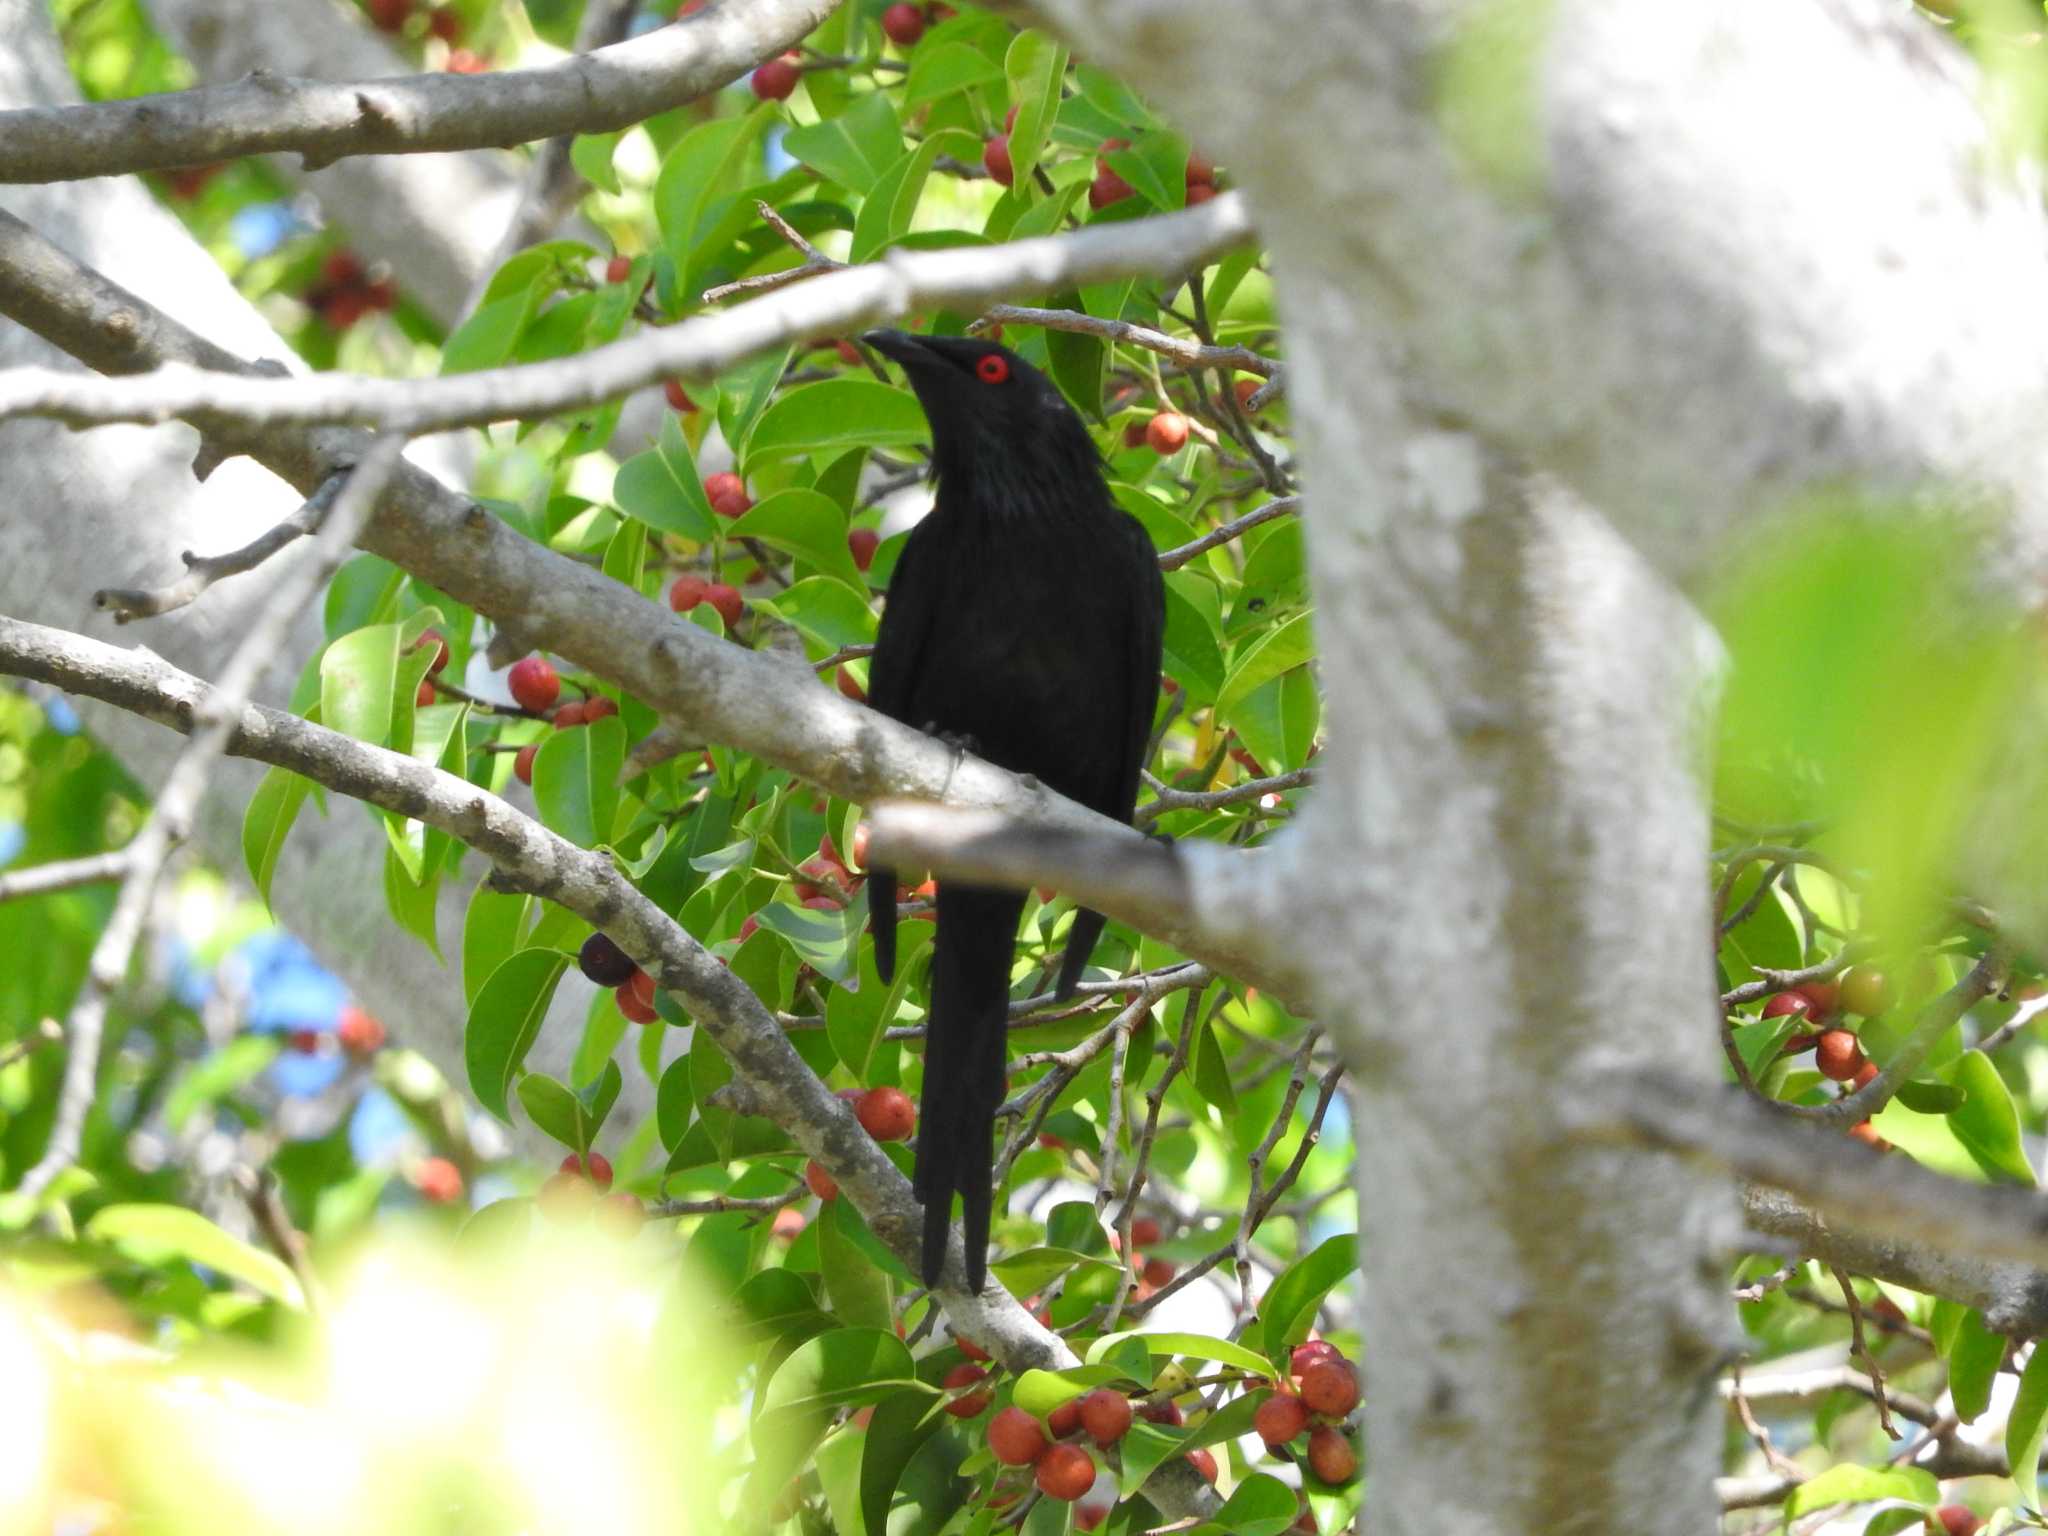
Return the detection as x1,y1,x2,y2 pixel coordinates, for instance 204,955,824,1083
2008,1337,2048,1508
716,342,795,463
1216,612,1316,721
727,489,868,591
1091,1330,1273,1376
1161,576,1226,703
990,1245,1118,1290
754,897,864,988
782,92,903,196
516,1073,589,1150
851,129,978,262
87,1203,304,1309
382,841,441,956
1232,666,1319,780
570,131,622,194
750,575,879,650
242,767,314,910
1260,1232,1358,1358
1948,1305,2006,1424
440,285,539,375
656,112,770,293
615,413,719,542
320,621,402,745
532,715,625,849
818,1194,894,1331
1214,1474,1301,1536
760,1327,924,1417
1103,130,1187,212
903,41,1003,106
1783,1465,1936,1524
1014,1365,1131,1418
1002,30,1067,192
1948,1049,2034,1185
656,1054,694,1151
1896,1080,1966,1115
464,947,573,1122
1190,1011,1236,1112
744,380,932,472
860,1389,953,1536
462,881,528,1008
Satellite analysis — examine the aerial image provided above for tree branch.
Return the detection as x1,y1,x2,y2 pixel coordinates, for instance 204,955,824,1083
0,0,841,181
0,195,1254,435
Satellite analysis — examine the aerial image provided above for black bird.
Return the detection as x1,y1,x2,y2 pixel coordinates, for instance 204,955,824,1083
862,329,1164,1292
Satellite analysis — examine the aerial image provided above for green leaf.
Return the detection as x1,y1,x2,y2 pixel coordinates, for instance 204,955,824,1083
462,881,528,1008
819,1195,895,1331
2008,1337,2048,1508
861,1390,952,1536
783,93,904,196
464,947,573,1122
1231,667,1319,781
1949,1049,2034,1184
87,1203,305,1309
744,380,933,473
656,1054,695,1151
1124,1391,1262,1495
382,842,442,956
1014,1365,1132,1418
1003,31,1067,192
727,489,868,591
716,343,796,463
903,41,1004,107
571,131,623,194
656,112,770,294
163,1036,281,1133
1104,130,1187,212
1044,289,1108,416
242,767,314,909
1783,1465,1937,1524
1214,1474,1301,1536
441,285,539,375
990,1245,1119,1290
516,1073,588,1150
1190,1010,1237,1113
753,898,865,988
320,621,402,745
1216,613,1317,721
761,1327,924,1417
750,575,880,651
1090,1330,1273,1376
1160,577,1226,703
851,129,979,263
1948,1305,2006,1424
1896,1080,1966,1114
615,413,719,542
532,716,625,849
1260,1233,1358,1358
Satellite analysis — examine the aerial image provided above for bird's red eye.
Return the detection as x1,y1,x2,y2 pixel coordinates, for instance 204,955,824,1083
975,354,1010,384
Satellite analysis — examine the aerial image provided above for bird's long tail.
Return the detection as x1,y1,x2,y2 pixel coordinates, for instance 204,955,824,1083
915,882,1024,1291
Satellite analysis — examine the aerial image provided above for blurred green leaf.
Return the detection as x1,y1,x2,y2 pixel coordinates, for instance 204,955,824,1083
465,947,573,1122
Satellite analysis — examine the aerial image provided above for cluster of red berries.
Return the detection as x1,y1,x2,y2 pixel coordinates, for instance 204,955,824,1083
1253,1340,1360,1484
409,627,451,707
1765,964,1894,1143
538,1150,644,1233
801,1083,916,1200
503,657,623,782
973,1385,1213,1504
578,932,665,1025
162,162,226,201
362,0,462,40
307,249,397,330
287,1003,390,1058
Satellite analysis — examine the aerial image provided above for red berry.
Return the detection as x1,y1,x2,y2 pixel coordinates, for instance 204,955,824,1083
444,48,487,72
1935,1508,1982,1536
426,8,461,40
1255,1390,1310,1448
1146,413,1189,454
508,656,560,713
606,255,633,284
1088,166,1133,210
957,1333,992,1364
1121,420,1149,449
1186,1448,1218,1483
1186,152,1216,187
804,1159,839,1200
414,1156,463,1203
1305,1424,1357,1484
337,1005,385,1055
289,1028,322,1054
1003,105,1018,132
1298,1358,1360,1416
676,0,705,13
1078,1389,1132,1446
1075,1507,1106,1532
581,696,618,722
617,969,658,1024
559,1151,615,1189
579,932,638,987
836,667,866,702
856,1086,916,1141
1851,1058,1879,1090
1289,1340,1341,1376
1848,1119,1886,1148
365,0,410,33
415,678,436,707
942,1363,991,1418
1137,1397,1183,1426
668,573,711,613
771,1207,805,1240
1130,1216,1163,1246
323,250,365,287
704,583,744,629
1233,377,1261,410
848,527,880,571
664,378,697,413
704,471,751,519
881,2,925,45
983,136,1014,187
751,56,801,101
165,164,222,200
555,700,590,728
1141,1255,1176,1287
1796,981,1840,1019
415,628,450,673
1047,1397,1082,1437
1815,1029,1865,1082
1761,992,1811,1020
513,743,538,785
987,1406,1047,1466
1780,1032,1819,1055
597,1190,644,1235
1034,1444,1094,1501
1839,965,1893,1018
1184,182,1217,205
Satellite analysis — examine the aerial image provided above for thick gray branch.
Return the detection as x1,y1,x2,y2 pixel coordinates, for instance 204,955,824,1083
0,0,841,180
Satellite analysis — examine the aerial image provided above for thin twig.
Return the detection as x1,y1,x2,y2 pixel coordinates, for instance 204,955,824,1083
1831,1264,1900,1440
1156,497,1300,573
0,849,133,903
971,303,1276,378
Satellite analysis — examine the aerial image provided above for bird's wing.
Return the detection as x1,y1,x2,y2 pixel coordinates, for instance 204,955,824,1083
865,521,941,985
1053,515,1166,999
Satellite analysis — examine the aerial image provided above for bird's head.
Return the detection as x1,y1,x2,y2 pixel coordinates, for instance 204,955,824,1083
862,329,1100,511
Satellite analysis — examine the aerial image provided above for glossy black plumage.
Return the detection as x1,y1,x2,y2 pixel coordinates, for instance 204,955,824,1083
862,329,1165,1291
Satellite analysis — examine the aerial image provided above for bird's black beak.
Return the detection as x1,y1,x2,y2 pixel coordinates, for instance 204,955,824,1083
861,329,932,370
